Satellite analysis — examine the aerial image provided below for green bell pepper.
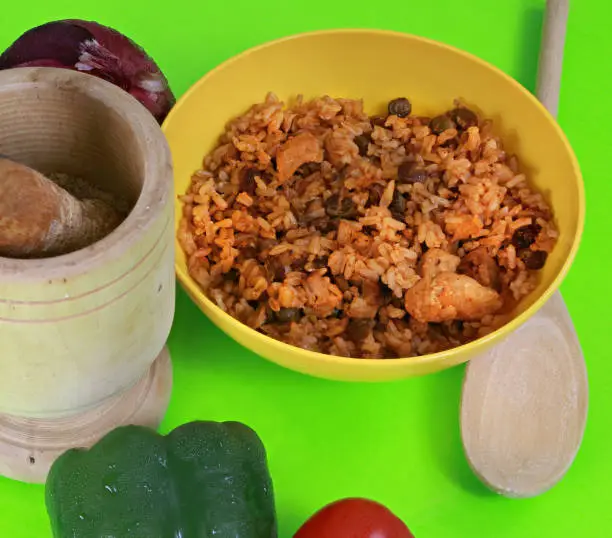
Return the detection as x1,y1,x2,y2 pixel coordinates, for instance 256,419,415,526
45,420,277,538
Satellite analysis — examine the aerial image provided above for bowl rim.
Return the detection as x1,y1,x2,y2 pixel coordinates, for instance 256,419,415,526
165,28,585,370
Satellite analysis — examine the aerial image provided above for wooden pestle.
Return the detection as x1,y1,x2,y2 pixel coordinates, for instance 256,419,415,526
0,158,123,258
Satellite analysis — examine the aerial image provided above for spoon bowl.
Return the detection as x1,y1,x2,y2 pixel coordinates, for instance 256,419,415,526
461,292,588,497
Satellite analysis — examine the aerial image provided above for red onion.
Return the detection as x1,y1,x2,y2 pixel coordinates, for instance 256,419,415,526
0,20,175,123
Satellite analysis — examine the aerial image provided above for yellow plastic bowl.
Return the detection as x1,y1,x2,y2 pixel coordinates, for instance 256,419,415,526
163,29,584,382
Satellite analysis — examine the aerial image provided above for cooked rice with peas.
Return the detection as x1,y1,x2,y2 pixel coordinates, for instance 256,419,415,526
178,93,557,358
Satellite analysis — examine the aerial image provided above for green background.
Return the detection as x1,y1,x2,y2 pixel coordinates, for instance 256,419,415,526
0,0,609,536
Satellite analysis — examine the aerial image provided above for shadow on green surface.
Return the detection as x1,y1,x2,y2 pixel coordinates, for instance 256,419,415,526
169,284,495,500
421,366,494,498
167,284,313,383
418,4,546,502
514,6,545,93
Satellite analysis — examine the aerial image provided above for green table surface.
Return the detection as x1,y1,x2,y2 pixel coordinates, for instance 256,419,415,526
0,1,609,536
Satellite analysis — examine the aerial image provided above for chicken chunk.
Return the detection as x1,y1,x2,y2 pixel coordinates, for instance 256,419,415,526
276,132,323,183
303,271,343,317
457,247,501,291
419,248,461,278
324,127,359,167
404,272,502,323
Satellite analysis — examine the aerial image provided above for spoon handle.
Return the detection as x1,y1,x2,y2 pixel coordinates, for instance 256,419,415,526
536,0,569,117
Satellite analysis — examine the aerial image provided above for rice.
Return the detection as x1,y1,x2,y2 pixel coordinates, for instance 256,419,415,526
178,93,557,359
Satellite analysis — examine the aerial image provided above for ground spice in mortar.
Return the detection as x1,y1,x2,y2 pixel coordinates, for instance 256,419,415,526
48,172,130,217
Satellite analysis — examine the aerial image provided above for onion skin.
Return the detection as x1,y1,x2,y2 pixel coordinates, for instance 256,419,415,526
0,20,175,123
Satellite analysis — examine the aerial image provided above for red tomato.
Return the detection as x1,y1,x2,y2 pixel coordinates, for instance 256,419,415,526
294,497,415,538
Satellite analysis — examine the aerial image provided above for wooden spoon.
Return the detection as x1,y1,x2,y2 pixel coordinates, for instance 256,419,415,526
0,157,122,258
460,0,588,499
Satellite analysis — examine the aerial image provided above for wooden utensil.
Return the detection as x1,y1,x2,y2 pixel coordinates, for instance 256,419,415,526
0,346,173,484
460,0,588,499
0,157,122,258
0,67,175,484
